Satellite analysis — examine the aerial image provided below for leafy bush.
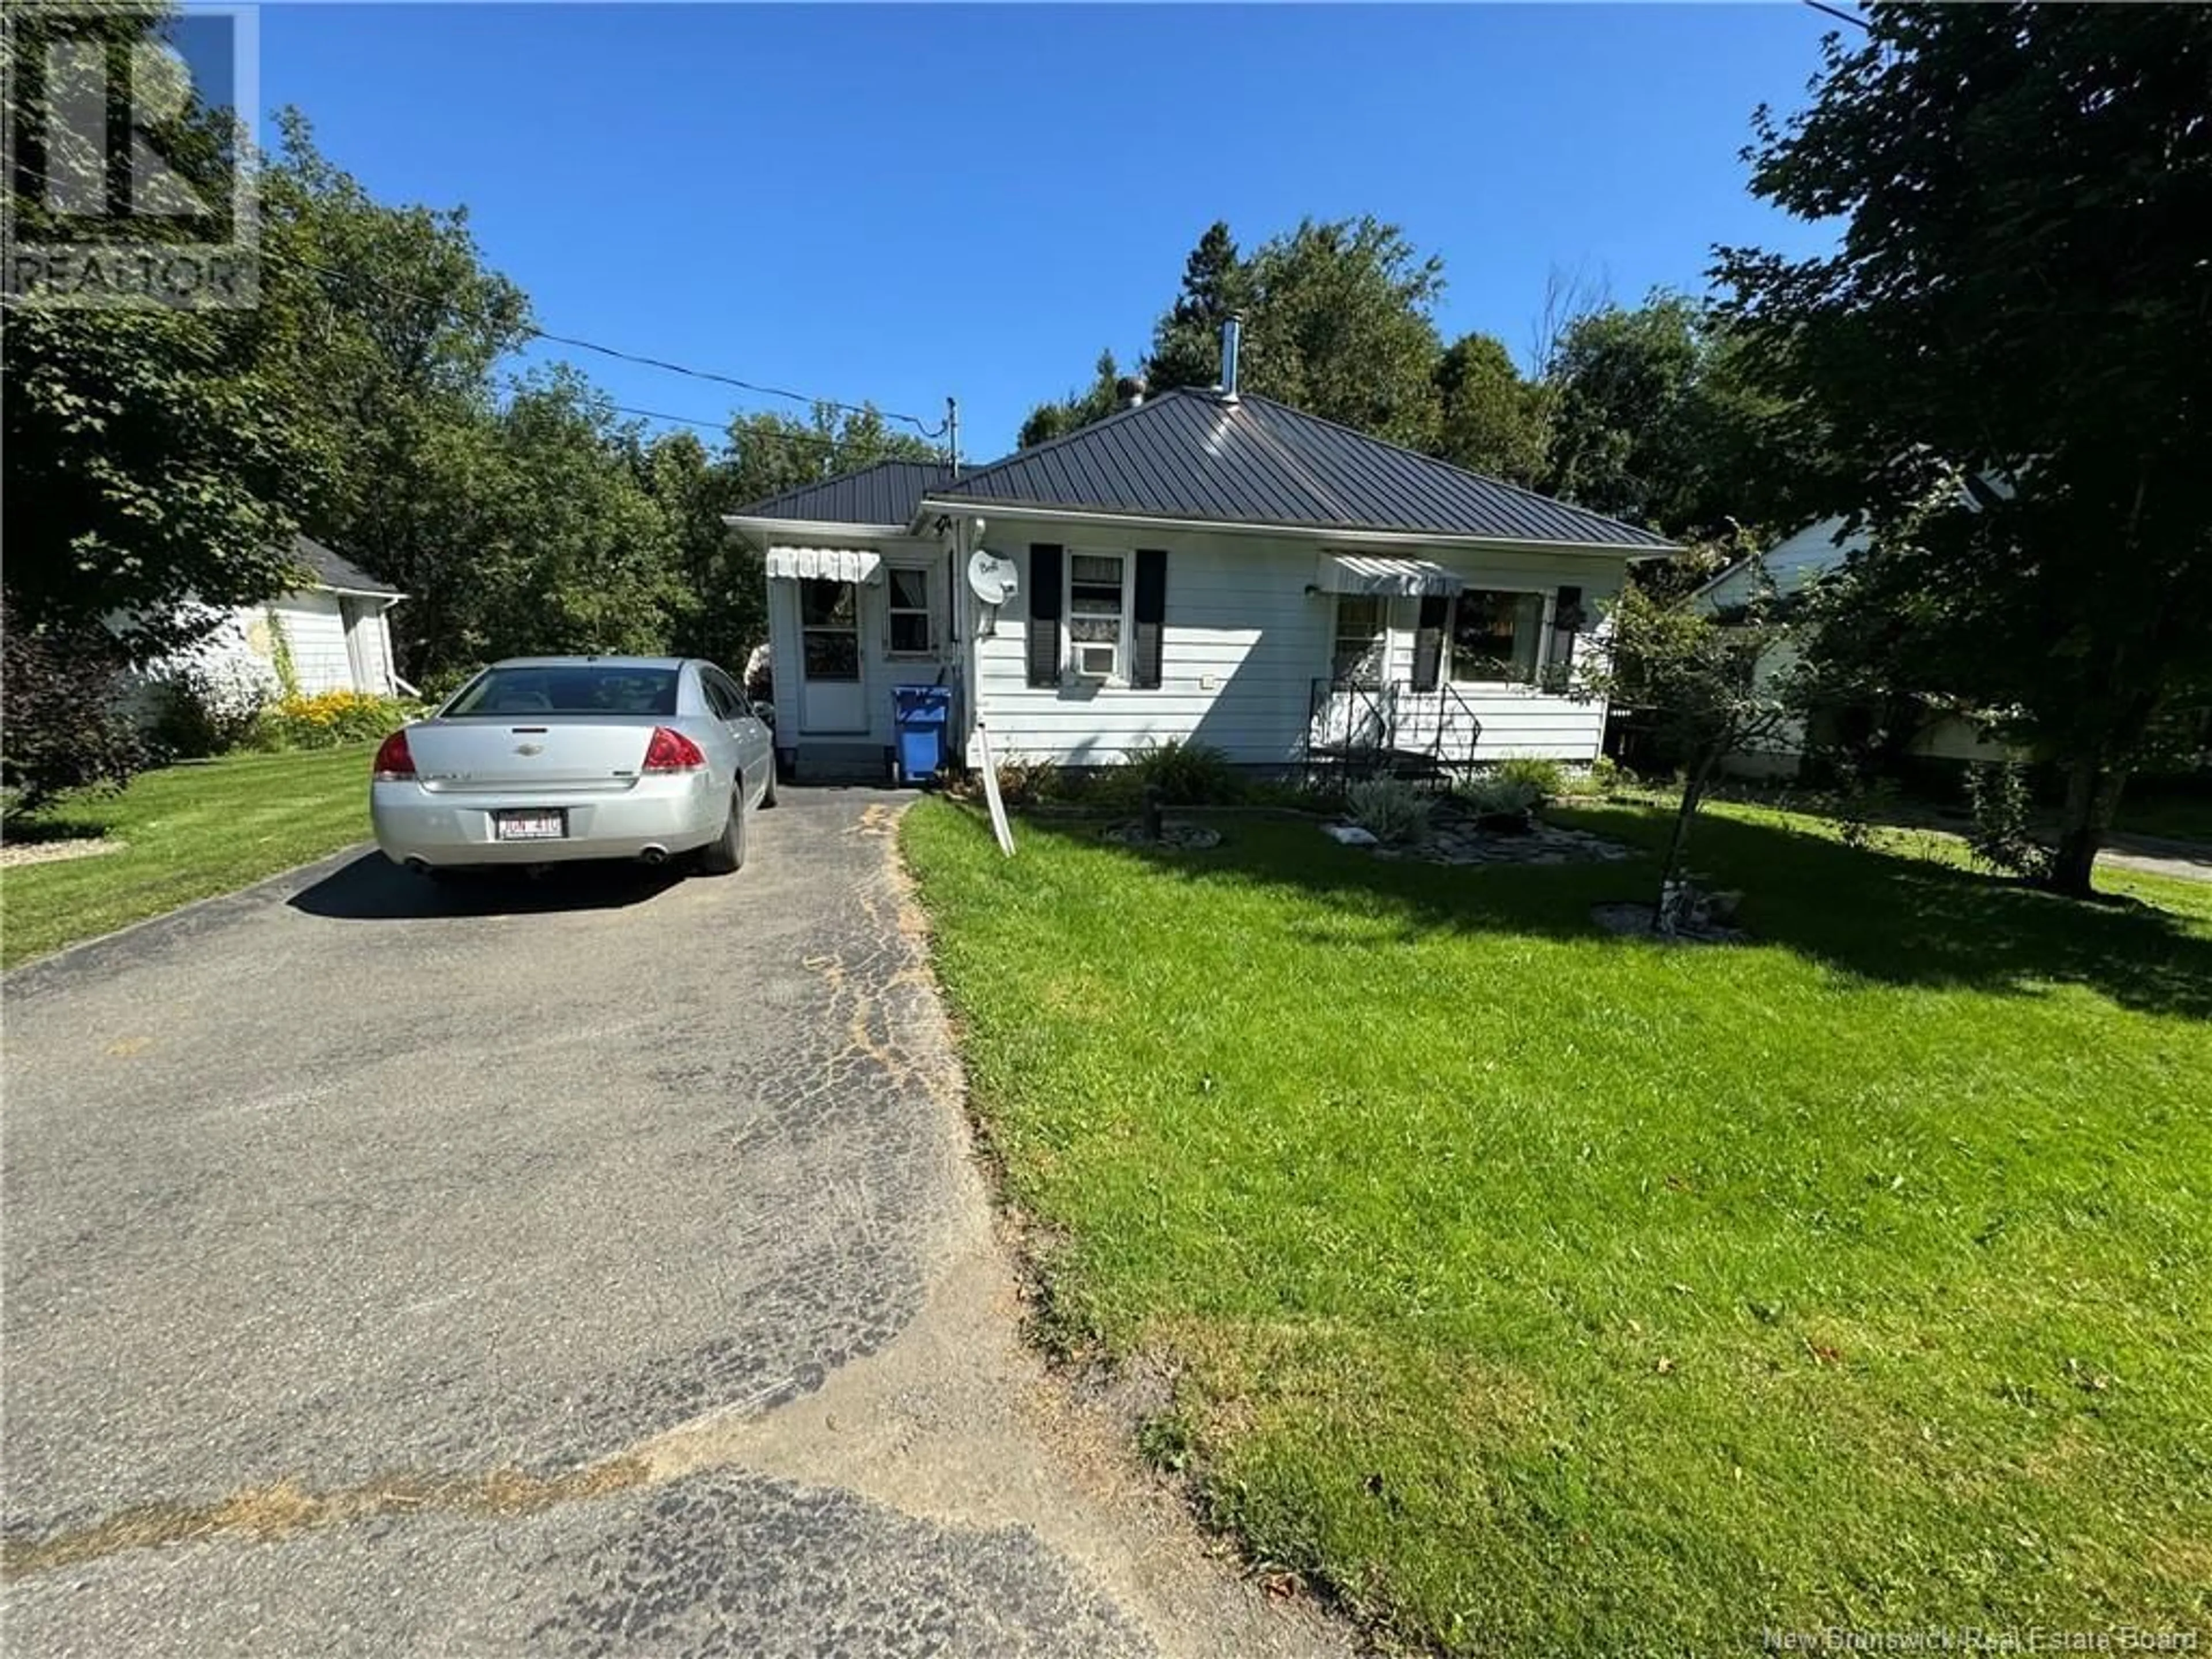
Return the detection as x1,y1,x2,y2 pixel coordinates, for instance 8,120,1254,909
1495,756,1567,800
143,656,276,759
1126,739,1240,805
1346,775,1433,844
1,601,145,816
1458,776,1541,818
990,756,1069,808
256,690,419,751
1581,756,1626,796
1964,760,2051,879
1244,775,1346,814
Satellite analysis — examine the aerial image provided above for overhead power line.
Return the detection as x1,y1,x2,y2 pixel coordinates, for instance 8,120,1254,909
608,400,933,461
260,245,950,439
1801,0,1871,29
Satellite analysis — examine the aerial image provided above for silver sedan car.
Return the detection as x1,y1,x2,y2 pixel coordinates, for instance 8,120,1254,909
370,657,775,876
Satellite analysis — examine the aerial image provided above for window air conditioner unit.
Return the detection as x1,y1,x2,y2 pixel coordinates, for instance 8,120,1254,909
1071,641,1116,680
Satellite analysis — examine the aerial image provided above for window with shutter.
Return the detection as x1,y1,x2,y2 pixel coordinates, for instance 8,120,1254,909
1066,552,1130,679
1449,590,1547,685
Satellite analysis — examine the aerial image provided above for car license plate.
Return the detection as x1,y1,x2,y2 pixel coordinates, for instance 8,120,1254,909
494,809,566,842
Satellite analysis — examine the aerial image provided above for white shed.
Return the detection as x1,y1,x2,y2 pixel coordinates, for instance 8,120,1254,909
1696,517,2012,776
195,535,410,699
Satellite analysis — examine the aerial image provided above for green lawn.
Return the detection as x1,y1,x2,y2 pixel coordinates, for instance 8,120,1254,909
902,797,2212,1655
2,745,374,968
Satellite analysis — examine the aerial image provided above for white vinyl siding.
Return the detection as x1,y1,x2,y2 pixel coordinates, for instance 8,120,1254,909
967,522,1624,766
1701,517,1862,613
275,593,346,691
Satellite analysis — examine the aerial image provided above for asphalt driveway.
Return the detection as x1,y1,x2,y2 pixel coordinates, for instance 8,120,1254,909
1,790,1343,1659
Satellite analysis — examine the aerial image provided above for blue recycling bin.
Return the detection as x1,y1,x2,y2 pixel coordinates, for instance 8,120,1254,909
893,685,952,781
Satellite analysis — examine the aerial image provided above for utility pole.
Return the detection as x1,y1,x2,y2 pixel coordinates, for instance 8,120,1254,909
948,396,960,478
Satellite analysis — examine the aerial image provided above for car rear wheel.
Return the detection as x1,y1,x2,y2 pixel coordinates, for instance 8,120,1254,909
696,786,747,874
761,766,778,809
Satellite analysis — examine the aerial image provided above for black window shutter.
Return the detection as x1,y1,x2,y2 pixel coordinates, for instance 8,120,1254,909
1547,584,1585,691
1412,595,1450,691
1131,549,1168,690
1026,544,1063,687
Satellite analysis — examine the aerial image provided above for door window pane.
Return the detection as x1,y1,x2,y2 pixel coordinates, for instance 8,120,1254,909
799,579,856,627
802,632,861,680
1332,595,1385,685
800,578,861,681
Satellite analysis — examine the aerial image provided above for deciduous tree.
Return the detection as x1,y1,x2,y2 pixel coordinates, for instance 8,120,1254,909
1715,2,2212,895
1433,331,1548,486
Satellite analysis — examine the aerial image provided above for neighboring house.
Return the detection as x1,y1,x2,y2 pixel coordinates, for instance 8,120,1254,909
726,324,1674,781
1695,517,2009,778
175,535,411,702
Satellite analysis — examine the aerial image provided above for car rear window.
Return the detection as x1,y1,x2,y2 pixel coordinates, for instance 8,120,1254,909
445,665,680,717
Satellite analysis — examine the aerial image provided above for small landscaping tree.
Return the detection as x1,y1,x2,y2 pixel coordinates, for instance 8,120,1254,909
1,596,145,819
1577,544,1801,933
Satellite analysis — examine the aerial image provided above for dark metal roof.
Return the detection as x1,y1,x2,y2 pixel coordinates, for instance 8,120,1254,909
291,533,401,595
734,460,956,526
926,388,1673,549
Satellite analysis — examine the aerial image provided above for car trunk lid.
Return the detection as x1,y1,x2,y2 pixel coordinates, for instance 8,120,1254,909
404,717,672,795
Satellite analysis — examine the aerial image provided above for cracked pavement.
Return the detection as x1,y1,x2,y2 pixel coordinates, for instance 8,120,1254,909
2,790,1350,1659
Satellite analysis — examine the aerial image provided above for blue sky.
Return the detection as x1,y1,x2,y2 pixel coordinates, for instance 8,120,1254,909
256,3,1840,457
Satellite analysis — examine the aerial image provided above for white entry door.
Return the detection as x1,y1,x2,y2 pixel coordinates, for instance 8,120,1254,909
798,578,866,733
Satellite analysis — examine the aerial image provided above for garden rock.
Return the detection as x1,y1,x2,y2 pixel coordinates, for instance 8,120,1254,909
1590,900,1750,945
1100,820,1222,852
1346,810,1635,868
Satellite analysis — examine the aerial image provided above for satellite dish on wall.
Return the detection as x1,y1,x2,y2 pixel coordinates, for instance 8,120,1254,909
967,550,1019,607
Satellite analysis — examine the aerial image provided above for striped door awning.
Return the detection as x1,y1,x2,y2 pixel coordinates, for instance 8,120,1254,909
1317,554,1465,597
765,546,884,583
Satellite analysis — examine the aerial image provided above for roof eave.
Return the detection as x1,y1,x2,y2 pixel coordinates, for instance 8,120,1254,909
285,573,405,601
914,496,1676,559
721,514,914,545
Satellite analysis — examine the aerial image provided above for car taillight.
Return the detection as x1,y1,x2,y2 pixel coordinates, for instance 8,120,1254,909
372,729,415,781
642,726,706,772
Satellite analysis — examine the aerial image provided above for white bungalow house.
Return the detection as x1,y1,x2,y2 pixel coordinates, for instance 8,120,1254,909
168,535,410,702
1695,517,2010,778
727,324,1675,782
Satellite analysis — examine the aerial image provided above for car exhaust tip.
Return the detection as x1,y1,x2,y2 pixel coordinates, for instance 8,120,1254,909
638,845,669,866
404,857,431,876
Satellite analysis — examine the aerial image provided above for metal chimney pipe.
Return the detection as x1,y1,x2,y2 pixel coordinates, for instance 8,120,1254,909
1219,313,1242,403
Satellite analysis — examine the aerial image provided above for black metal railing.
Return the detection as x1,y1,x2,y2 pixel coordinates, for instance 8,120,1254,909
1304,678,1483,788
